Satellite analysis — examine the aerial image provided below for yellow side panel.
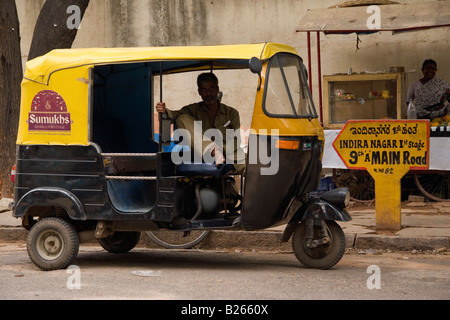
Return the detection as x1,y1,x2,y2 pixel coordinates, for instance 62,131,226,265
17,66,91,146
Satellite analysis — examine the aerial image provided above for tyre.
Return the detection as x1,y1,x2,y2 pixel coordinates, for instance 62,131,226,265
98,231,141,253
26,217,79,271
146,230,210,249
292,220,346,269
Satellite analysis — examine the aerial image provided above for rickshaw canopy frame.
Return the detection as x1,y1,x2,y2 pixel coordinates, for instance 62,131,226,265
24,43,300,85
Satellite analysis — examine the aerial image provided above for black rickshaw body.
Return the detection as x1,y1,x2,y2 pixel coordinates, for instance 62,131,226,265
12,43,351,270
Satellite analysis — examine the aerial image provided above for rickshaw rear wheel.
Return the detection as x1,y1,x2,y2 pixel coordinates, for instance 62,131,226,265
26,217,79,271
98,231,141,253
292,220,346,270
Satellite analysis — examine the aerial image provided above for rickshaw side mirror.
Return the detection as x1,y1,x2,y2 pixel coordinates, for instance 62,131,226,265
249,57,262,74
249,57,263,90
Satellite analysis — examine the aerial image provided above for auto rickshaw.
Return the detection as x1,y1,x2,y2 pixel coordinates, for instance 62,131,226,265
11,42,351,271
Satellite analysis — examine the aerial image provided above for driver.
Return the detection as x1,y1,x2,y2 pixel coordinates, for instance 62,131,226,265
156,72,245,174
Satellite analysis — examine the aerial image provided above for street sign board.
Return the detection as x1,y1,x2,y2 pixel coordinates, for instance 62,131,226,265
333,120,429,173
333,120,430,230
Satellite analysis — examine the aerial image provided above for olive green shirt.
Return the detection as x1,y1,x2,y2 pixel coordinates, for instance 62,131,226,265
166,102,244,168
167,102,241,137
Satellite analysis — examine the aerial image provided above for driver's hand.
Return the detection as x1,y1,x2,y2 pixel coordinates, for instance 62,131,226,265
211,147,225,166
156,102,166,113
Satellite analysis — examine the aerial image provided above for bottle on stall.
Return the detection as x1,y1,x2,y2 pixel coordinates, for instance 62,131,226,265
407,99,417,119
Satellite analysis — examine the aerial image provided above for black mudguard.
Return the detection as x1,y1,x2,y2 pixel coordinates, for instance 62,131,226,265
281,197,352,242
14,187,87,221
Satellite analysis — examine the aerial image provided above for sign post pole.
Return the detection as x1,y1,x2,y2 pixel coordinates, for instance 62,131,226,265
333,120,429,230
368,167,408,230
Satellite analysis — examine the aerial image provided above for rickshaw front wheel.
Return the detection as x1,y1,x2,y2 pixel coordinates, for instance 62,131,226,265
292,220,346,270
26,217,79,271
98,231,141,253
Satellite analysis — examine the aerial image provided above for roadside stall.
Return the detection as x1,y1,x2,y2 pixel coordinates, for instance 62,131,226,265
297,0,450,201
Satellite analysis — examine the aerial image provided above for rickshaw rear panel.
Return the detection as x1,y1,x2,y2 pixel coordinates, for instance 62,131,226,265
14,144,106,225
13,145,181,227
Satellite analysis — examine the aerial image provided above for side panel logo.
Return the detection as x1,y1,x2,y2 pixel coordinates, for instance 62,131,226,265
28,90,72,132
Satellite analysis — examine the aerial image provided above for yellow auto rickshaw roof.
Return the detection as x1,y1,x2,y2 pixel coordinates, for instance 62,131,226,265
24,42,299,85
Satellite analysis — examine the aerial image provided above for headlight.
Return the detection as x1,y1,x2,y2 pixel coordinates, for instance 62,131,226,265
344,189,351,207
319,188,350,208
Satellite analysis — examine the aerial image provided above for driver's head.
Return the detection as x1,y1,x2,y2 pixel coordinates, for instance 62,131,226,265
197,73,220,105
197,72,219,87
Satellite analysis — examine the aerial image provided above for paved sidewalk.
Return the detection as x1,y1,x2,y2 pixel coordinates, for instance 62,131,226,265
1,198,449,252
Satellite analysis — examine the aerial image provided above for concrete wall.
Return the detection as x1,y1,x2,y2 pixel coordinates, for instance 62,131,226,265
16,0,450,124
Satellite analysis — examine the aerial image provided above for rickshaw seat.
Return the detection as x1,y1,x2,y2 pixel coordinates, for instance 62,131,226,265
176,163,234,178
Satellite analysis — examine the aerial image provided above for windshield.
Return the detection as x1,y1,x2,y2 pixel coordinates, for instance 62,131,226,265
263,53,317,118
